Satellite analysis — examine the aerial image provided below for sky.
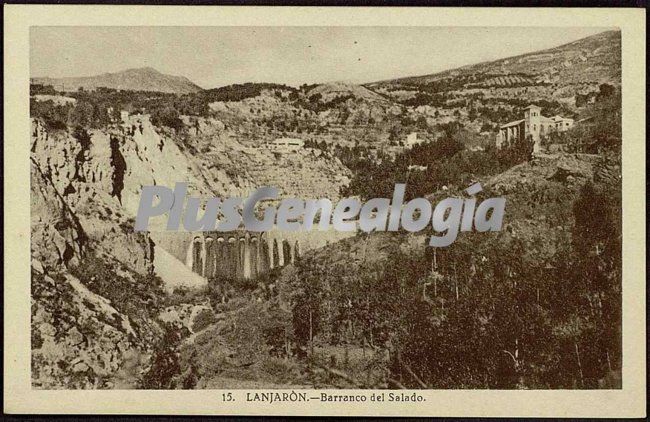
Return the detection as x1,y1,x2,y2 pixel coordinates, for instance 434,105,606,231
30,26,612,89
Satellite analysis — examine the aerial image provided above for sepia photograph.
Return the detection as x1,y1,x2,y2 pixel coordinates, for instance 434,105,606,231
3,5,646,417
28,25,624,391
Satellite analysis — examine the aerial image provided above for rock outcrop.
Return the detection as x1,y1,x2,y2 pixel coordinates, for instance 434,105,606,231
30,110,353,388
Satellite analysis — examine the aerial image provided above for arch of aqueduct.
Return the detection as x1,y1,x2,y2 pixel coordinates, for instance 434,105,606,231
185,230,302,280
151,228,352,282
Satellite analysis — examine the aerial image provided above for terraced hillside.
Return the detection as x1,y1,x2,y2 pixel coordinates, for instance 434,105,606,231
365,30,621,135
370,30,621,95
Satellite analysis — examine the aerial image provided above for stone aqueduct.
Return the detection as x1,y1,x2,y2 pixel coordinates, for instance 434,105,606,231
185,231,302,280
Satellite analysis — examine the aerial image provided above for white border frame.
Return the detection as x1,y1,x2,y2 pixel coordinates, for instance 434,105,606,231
4,6,646,416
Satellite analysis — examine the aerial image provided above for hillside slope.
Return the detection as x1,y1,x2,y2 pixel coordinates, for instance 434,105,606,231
32,67,202,94
275,151,621,388
370,30,620,92
365,30,621,133
29,114,230,388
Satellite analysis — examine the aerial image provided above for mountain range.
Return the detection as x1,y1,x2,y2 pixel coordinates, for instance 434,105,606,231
31,31,620,97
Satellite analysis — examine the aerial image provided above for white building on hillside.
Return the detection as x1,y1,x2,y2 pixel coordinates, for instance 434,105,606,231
267,137,304,152
549,115,575,132
405,132,424,148
120,110,130,123
496,104,575,153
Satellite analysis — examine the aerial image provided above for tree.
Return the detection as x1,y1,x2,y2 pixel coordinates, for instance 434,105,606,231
570,181,621,384
181,350,199,389
468,107,478,121
151,106,183,131
596,83,615,101
140,323,183,389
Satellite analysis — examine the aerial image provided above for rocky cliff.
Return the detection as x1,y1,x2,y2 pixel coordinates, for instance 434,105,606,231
30,110,352,388
30,112,221,387
31,118,163,388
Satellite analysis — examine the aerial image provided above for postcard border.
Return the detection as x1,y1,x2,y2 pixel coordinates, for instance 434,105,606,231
4,5,646,417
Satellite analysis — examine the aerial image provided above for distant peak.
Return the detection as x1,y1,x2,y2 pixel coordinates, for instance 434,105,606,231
125,66,161,74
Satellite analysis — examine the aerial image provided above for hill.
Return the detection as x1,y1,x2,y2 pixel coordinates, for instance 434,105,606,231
32,67,203,94
30,30,621,156
277,151,621,388
306,82,390,103
369,30,620,93
365,30,621,132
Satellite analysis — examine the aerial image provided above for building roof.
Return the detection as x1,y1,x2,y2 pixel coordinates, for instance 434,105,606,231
500,119,525,129
524,104,541,110
550,115,574,123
